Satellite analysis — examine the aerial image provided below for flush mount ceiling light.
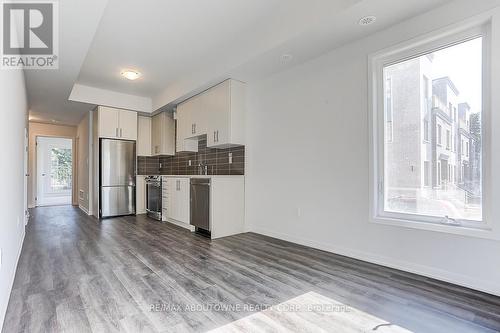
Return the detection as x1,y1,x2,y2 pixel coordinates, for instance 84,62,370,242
121,70,141,81
281,54,293,64
359,15,376,26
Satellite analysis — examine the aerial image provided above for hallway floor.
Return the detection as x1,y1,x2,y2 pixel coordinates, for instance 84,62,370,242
3,206,500,332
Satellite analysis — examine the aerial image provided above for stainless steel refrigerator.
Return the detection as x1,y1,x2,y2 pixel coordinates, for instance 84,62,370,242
100,139,136,218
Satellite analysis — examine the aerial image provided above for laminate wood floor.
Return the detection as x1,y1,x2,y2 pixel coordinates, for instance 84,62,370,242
3,206,500,333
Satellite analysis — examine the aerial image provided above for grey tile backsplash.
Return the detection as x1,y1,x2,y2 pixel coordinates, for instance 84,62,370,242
137,137,245,176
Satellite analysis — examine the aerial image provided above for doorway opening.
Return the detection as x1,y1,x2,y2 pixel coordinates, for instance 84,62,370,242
36,137,73,206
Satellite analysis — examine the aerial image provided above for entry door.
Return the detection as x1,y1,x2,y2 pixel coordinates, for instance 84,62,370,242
37,137,73,206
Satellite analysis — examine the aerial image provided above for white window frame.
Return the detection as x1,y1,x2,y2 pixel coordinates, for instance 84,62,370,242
385,77,394,143
446,129,451,150
368,19,496,239
423,119,429,142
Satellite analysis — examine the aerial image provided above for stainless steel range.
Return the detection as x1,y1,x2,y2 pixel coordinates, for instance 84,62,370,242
145,176,162,220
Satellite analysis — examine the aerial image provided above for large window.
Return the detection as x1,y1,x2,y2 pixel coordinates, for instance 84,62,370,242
371,26,488,232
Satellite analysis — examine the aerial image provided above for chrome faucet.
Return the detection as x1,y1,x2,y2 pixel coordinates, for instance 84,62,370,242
198,163,208,175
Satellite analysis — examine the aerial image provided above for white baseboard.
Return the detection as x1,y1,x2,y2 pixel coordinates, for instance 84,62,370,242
0,228,26,330
250,226,500,297
78,205,89,215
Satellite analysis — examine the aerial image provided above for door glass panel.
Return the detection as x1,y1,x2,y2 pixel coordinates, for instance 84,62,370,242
49,147,72,193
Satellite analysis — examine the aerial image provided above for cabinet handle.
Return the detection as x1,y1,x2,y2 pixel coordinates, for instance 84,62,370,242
120,128,122,137
213,131,216,142
216,130,219,142
194,123,196,134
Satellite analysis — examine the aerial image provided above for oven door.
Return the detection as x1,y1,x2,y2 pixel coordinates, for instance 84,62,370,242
146,181,162,220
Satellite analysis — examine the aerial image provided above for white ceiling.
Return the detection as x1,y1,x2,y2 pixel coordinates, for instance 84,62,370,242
28,0,467,125
26,0,108,125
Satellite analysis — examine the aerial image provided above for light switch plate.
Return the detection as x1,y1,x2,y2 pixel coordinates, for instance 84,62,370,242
228,152,233,164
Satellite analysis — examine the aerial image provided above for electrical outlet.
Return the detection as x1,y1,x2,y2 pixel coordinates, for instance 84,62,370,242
228,152,233,164
188,160,192,166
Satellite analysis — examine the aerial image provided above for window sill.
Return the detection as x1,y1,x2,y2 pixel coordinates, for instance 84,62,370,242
371,215,499,240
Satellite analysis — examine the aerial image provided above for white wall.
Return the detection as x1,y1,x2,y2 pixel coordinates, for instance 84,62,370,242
27,122,77,207
0,68,28,327
77,113,91,213
245,2,500,296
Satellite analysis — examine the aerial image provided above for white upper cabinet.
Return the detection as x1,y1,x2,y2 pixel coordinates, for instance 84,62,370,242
119,110,138,140
137,116,152,156
98,106,120,138
176,99,199,153
175,79,245,150
205,80,247,148
186,94,207,138
98,106,138,141
151,112,175,156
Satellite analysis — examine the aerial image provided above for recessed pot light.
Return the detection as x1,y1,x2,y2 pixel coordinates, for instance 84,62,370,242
121,70,141,81
359,15,376,26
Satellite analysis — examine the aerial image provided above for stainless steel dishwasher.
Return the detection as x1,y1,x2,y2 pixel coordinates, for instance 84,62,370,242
190,178,210,233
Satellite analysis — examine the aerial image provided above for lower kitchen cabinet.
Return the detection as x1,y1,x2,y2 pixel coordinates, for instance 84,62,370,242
160,175,245,238
164,177,191,228
136,176,146,214
210,177,245,239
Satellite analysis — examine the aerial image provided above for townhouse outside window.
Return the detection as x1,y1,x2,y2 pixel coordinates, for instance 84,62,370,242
370,24,490,234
